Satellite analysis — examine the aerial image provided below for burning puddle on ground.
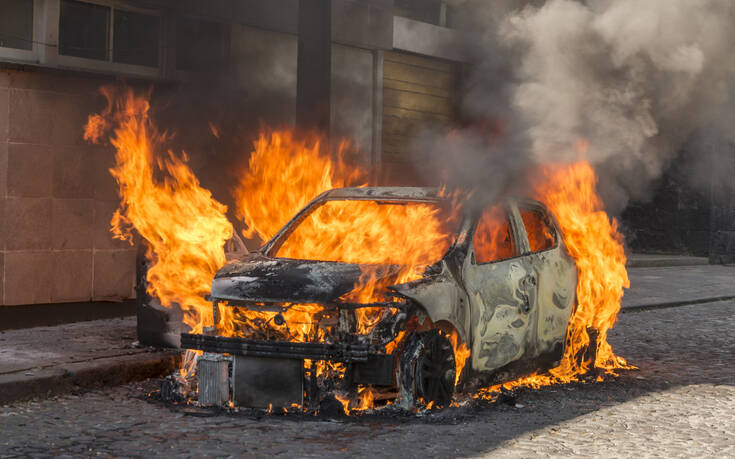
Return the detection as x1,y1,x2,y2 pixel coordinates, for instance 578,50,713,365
140,369,636,424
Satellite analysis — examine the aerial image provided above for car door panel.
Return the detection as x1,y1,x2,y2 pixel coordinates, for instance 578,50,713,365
528,250,576,355
464,258,539,372
518,205,577,359
462,204,540,373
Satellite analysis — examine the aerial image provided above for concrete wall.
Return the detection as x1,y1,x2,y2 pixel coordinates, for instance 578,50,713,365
165,0,299,35
392,16,466,62
0,2,303,307
0,68,136,306
231,25,298,124
331,43,375,168
331,0,393,50
0,1,470,307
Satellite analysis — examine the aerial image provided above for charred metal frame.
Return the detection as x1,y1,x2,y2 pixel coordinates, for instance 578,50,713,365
262,187,445,258
184,187,579,408
181,333,378,362
212,298,408,311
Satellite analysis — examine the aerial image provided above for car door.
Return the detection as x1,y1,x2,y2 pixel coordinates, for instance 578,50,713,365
516,202,577,362
461,202,539,373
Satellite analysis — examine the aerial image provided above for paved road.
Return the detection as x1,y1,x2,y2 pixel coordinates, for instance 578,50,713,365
2,299,733,458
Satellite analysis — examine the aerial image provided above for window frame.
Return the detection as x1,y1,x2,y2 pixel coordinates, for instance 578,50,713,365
469,202,524,266
55,0,164,77
58,0,111,61
0,0,166,78
517,202,560,256
0,0,44,63
264,197,460,263
112,8,162,68
393,0,453,28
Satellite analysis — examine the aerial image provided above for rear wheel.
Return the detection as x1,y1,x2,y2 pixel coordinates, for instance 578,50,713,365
398,329,456,408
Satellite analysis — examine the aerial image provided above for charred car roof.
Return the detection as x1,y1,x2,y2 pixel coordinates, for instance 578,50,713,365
316,186,443,202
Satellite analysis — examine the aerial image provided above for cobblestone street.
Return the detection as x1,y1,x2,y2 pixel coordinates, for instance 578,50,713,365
1,300,733,458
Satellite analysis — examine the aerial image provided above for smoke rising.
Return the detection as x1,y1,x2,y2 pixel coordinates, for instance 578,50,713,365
140,25,298,239
415,0,735,213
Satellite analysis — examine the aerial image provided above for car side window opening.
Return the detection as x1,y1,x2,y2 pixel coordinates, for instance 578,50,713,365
520,207,557,252
473,205,516,263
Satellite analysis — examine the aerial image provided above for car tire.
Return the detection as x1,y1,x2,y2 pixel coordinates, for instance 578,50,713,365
397,329,456,408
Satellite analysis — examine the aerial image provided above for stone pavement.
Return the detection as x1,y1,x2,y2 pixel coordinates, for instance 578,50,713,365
0,317,178,404
1,299,732,457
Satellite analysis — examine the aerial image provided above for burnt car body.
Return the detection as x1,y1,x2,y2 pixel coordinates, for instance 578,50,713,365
182,187,577,409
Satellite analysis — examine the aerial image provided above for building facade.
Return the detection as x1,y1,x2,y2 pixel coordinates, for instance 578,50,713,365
4,0,723,315
0,0,464,308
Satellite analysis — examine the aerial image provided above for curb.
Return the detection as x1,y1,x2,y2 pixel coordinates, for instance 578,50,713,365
0,351,180,405
622,295,735,313
626,258,710,268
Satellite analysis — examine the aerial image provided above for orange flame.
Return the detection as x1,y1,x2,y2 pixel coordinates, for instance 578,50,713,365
336,386,375,415
477,160,631,399
88,88,629,410
229,132,465,410
234,130,365,242
539,161,631,377
216,301,325,343
84,86,232,335
444,329,470,386
275,198,458,335
230,132,457,345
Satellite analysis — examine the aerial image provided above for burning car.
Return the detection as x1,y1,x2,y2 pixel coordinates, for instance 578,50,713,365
182,186,577,411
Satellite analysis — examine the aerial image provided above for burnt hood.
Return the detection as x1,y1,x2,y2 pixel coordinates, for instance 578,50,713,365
211,253,404,305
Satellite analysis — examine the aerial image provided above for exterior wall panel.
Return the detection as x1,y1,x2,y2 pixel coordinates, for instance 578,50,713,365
381,50,457,184
331,44,374,165
231,25,298,125
0,68,135,306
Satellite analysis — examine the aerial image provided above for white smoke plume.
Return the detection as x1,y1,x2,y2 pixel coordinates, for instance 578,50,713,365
413,0,735,213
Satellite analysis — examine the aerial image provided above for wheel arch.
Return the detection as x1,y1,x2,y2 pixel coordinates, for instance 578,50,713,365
391,276,471,346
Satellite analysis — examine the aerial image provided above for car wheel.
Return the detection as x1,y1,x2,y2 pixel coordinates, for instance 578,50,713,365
398,329,456,408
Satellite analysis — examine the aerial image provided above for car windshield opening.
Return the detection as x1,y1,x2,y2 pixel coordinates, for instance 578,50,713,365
271,199,460,265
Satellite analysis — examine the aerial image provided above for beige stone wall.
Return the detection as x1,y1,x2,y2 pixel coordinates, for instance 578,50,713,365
0,68,135,306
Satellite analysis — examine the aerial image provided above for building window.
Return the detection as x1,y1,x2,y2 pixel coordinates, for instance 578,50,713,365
394,0,453,27
57,0,162,70
176,16,230,71
0,0,34,50
59,0,109,60
113,10,160,67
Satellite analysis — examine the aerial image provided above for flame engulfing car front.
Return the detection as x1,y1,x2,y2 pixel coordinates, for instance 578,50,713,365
181,186,577,412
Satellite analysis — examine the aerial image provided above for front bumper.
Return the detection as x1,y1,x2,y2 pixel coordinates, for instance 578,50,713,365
180,333,380,362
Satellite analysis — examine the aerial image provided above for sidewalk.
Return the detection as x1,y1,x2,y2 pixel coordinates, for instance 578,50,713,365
622,264,735,310
1,261,733,405
0,317,178,404
626,253,709,268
